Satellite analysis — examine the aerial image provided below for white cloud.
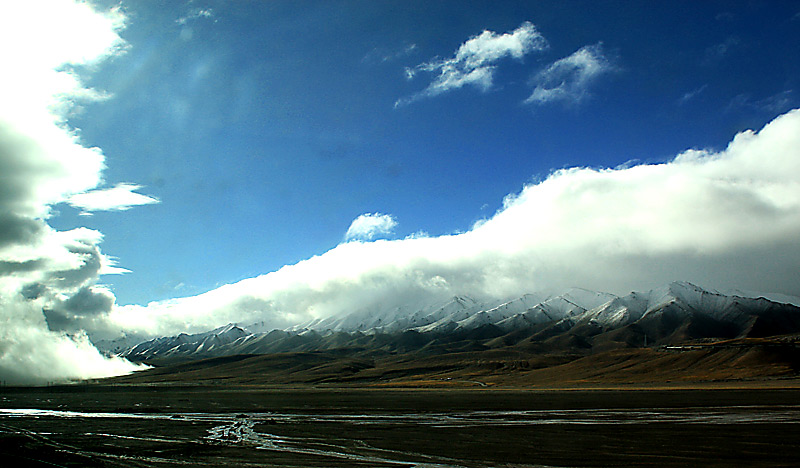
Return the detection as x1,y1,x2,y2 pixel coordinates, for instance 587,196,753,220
177,8,214,26
525,43,614,105
0,1,126,72
0,0,147,384
345,213,398,241
105,108,800,339
0,294,143,386
68,183,159,212
396,22,547,107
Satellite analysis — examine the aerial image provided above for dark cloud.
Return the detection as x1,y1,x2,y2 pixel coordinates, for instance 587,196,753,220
44,285,116,333
20,282,46,300
0,259,45,275
0,214,46,246
47,238,104,289
64,286,116,316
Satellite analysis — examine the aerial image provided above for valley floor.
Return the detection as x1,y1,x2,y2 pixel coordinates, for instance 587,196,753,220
1,386,800,467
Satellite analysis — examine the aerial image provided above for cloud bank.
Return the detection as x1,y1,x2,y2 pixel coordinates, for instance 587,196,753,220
0,1,147,384
109,108,800,338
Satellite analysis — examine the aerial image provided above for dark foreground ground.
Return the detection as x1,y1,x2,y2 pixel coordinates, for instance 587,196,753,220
1,386,799,467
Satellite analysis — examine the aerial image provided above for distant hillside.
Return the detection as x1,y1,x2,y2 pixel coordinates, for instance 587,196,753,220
105,337,800,388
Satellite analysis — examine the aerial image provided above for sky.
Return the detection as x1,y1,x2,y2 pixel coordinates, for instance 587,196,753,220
2,0,800,384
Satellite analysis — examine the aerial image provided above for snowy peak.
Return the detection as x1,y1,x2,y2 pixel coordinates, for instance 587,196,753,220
208,323,248,339
579,281,793,330
559,287,618,310
495,289,616,331
122,323,249,360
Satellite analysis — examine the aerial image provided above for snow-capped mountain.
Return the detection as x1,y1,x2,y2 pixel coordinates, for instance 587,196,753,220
579,281,790,329
122,323,249,361
496,288,617,331
287,295,501,334
115,282,800,362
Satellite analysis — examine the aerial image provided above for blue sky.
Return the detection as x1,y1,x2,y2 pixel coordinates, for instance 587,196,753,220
52,0,800,306
3,0,800,383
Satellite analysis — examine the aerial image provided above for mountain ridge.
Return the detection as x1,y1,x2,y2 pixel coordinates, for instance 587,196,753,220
108,282,800,364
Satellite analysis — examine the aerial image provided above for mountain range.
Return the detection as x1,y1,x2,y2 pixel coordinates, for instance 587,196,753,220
109,281,800,365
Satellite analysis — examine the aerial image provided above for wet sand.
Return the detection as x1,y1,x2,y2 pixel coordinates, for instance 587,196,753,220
1,386,799,467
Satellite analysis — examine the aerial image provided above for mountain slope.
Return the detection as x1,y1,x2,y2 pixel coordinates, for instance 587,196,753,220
106,337,800,388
